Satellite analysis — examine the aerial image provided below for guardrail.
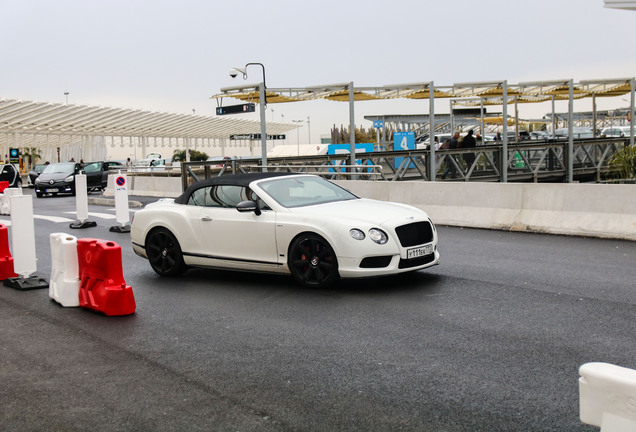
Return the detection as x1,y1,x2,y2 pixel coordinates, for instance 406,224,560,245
170,137,630,191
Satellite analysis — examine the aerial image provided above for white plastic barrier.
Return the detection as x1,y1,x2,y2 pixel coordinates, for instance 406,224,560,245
579,362,636,431
0,187,23,215
9,194,37,278
49,233,80,307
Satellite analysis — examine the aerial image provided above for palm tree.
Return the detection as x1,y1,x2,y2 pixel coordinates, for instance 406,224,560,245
172,149,208,162
608,145,636,181
20,147,42,170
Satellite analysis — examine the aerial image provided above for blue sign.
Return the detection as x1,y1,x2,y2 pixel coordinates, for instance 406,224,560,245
393,132,415,169
373,120,384,128
328,143,374,173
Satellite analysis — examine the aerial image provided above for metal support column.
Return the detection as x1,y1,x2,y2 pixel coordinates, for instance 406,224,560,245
631,78,635,147
502,81,508,183
567,79,574,183
429,81,435,181
551,95,556,138
348,82,356,167
259,82,268,170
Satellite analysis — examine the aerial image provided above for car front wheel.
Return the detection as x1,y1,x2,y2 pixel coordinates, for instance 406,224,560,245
288,234,339,288
145,228,186,276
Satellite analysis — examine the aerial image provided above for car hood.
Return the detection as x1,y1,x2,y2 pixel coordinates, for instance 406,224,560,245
289,198,429,225
37,171,74,182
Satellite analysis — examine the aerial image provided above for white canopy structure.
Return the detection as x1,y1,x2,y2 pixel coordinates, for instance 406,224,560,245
0,99,296,163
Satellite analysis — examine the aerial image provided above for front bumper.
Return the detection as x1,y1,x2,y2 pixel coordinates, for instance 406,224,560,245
337,247,440,278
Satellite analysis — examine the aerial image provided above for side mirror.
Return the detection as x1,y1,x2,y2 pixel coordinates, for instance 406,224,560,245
236,200,261,216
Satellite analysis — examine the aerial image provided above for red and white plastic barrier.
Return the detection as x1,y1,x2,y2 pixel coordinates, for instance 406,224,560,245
49,233,80,307
77,238,136,316
0,224,17,280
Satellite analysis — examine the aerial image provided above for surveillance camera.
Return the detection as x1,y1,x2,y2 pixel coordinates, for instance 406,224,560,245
229,69,239,78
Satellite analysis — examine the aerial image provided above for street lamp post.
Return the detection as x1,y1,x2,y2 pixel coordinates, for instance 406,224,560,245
292,120,303,156
230,62,268,170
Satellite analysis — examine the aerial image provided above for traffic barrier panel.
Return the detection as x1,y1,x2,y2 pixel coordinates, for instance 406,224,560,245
49,233,80,307
0,181,9,193
77,238,135,316
0,187,23,215
0,224,17,280
579,362,636,431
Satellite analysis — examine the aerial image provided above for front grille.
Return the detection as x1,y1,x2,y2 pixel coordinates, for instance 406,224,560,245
395,222,434,247
399,252,435,269
360,256,392,268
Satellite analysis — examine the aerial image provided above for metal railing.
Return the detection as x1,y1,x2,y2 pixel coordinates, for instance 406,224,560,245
176,137,630,191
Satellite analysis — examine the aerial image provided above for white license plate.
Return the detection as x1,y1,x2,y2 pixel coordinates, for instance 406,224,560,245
46,188,59,192
407,244,433,259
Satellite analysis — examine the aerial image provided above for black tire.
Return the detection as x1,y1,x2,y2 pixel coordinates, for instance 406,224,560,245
288,234,339,288
36,191,43,198
145,228,186,276
15,179,22,188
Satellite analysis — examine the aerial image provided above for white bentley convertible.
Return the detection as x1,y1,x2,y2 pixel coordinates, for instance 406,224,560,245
131,173,440,288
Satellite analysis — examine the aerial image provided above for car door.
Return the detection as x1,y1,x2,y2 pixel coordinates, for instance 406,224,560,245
0,165,16,186
82,162,104,189
196,185,278,267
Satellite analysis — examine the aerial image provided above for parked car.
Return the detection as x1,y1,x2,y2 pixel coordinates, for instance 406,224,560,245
530,131,551,140
207,156,233,167
416,134,452,150
131,172,440,288
82,161,124,191
34,162,80,197
554,127,595,139
0,163,22,188
34,160,118,197
27,164,47,188
600,126,632,138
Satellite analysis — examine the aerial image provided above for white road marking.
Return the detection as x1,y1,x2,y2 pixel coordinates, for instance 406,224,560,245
63,211,117,220
34,215,74,223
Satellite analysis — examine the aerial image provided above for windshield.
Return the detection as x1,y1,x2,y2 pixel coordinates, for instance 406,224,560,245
42,162,76,174
259,176,357,208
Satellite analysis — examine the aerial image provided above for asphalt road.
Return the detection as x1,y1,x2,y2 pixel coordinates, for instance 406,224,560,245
1,189,635,431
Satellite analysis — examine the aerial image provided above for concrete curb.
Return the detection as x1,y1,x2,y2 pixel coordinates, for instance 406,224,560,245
88,197,144,208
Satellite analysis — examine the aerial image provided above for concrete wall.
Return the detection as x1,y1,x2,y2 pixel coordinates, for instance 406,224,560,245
107,174,182,198
334,181,636,241
108,174,636,241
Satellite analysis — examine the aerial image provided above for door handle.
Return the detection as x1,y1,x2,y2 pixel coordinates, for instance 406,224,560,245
201,216,212,221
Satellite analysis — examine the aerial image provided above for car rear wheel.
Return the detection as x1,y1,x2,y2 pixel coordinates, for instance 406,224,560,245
288,234,339,288
146,228,186,276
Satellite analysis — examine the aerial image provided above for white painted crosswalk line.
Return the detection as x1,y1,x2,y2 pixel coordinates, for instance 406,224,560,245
63,211,117,220
34,215,74,223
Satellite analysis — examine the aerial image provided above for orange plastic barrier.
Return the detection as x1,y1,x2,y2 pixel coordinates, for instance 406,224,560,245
77,238,135,316
0,224,17,280
0,181,9,193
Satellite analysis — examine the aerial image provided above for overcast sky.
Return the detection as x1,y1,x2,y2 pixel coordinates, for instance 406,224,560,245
2,0,634,146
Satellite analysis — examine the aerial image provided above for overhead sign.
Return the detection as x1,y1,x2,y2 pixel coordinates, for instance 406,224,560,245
9,148,19,164
216,103,256,115
229,134,286,140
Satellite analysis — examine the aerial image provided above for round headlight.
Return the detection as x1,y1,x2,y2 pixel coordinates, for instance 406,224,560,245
368,228,388,245
349,228,365,241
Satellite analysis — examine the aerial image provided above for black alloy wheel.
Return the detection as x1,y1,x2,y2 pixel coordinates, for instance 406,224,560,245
288,234,339,288
145,228,186,276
